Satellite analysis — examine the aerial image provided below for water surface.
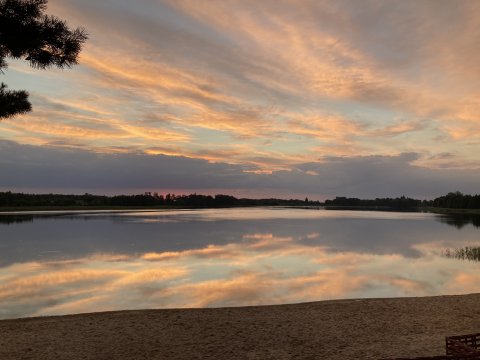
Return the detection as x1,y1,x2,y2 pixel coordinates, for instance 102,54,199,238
0,208,479,319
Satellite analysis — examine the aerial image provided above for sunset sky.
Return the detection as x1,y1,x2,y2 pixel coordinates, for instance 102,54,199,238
1,0,479,199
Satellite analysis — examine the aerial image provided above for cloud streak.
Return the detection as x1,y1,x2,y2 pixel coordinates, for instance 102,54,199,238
1,0,480,190
2,225,480,318
0,140,479,198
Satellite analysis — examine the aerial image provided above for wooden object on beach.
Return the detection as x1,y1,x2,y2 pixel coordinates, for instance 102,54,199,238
382,333,480,360
446,333,480,356
386,356,480,360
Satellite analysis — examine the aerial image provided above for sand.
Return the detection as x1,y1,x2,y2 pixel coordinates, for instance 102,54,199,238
1,294,480,360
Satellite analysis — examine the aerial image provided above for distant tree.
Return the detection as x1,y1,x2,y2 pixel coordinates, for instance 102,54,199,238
0,0,87,119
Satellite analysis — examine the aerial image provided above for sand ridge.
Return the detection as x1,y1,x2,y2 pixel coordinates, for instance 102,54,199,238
1,294,480,359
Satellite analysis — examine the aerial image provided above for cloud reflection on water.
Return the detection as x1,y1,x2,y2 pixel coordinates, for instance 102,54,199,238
1,223,480,319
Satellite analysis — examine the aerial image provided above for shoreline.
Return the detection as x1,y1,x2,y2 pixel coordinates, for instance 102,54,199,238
0,205,479,215
1,294,480,359
421,207,480,215
0,205,322,213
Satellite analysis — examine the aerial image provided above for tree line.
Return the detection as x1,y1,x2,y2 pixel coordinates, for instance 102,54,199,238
324,195,423,210
0,191,478,210
430,191,480,209
0,191,320,208
324,192,480,210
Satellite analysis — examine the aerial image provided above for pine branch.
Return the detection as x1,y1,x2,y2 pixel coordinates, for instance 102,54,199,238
0,83,32,118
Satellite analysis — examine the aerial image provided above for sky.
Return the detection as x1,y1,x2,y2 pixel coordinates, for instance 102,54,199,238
1,0,480,199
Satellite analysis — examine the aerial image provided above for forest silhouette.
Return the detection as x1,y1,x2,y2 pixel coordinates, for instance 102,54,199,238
0,191,479,211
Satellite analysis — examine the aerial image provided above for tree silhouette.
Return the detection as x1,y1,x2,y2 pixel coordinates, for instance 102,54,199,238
0,0,87,119
0,83,30,118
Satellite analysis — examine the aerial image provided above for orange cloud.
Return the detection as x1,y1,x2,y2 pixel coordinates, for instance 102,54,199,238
3,226,480,319
141,245,239,261
0,269,127,299
4,0,480,171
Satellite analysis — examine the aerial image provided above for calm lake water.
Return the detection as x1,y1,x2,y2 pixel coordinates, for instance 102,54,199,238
0,207,479,319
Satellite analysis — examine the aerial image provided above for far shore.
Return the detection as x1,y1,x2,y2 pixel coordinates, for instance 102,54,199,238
1,294,479,359
1,205,479,215
0,205,180,213
0,204,323,213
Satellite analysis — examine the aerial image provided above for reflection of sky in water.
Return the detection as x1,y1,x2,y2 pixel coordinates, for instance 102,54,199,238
0,208,479,319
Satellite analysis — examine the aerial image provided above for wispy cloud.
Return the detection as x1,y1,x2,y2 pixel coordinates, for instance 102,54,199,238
2,228,480,317
1,0,479,188
1,140,479,198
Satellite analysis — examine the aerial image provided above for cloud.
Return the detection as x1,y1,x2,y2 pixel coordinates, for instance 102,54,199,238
2,226,480,318
141,245,240,262
0,140,479,198
1,0,480,183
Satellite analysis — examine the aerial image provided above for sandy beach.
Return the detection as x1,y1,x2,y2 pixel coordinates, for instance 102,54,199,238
1,294,479,359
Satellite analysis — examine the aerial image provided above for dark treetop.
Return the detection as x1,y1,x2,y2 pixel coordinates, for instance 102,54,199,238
0,0,87,118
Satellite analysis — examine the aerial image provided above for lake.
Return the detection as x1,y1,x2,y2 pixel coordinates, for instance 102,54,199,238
0,207,479,319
